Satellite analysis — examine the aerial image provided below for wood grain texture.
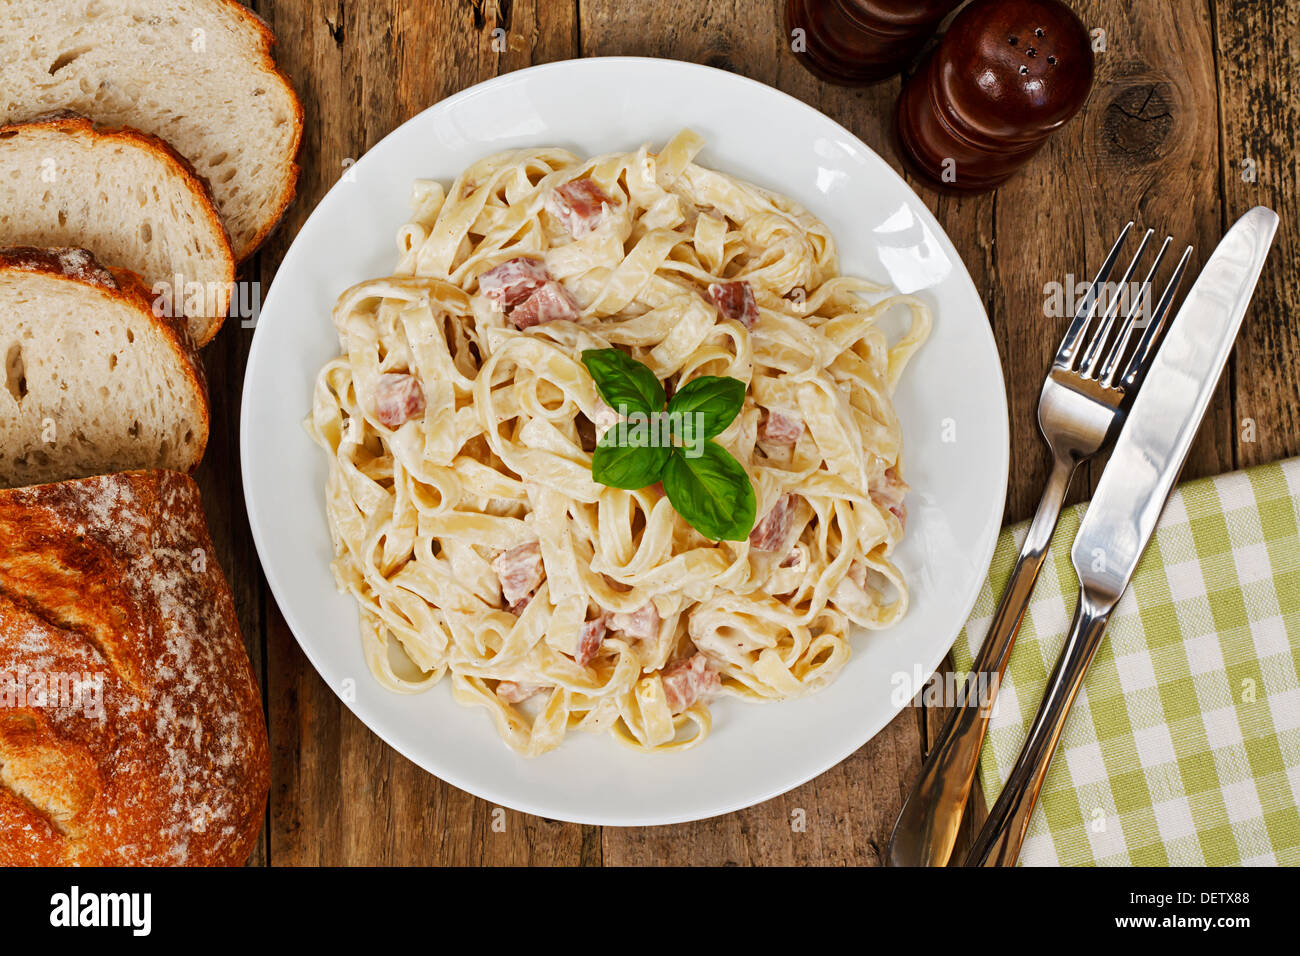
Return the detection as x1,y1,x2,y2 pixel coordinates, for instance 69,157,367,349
1210,0,1300,469
196,0,1298,866
242,0,591,866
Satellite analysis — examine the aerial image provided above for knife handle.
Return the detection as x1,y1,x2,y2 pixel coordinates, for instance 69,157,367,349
889,455,1076,867
964,590,1114,866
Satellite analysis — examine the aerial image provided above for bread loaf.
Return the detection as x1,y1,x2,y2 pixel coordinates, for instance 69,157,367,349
0,470,269,866
0,246,210,488
0,0,303,261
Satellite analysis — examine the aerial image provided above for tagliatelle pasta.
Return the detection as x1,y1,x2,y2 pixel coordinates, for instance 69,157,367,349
307,130,931,756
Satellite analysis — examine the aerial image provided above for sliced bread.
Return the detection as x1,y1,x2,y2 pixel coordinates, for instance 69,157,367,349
0,0,302,262
0,115,234,345
0,246,210,489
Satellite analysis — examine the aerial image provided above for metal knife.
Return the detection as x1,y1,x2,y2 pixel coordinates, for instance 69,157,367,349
964,206,1279,867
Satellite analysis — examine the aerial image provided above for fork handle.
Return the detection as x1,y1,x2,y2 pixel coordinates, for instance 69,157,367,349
888,455,1076,866
964,590,1115,866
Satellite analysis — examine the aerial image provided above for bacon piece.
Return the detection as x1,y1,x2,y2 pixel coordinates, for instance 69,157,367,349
661,654,720,713
477,257,550,309
491,541,545,608
707,280,759,329
372,373,426,427
509,282,580,329
749,493,797,552
548,177,614,238
761,408,803,445
870,466,908,529
574,613,610,666
496,681,549,704
610,603,660,640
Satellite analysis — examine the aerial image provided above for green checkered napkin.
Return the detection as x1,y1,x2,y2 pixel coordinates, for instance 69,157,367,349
952,457,1300,866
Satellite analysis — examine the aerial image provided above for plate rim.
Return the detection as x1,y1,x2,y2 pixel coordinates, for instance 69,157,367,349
240,55,1011,826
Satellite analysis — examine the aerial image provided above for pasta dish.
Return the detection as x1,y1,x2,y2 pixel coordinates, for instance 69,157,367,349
307,130,930,755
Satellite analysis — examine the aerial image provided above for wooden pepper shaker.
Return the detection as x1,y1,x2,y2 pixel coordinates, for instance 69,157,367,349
894,0,1094,191
785,0,964,86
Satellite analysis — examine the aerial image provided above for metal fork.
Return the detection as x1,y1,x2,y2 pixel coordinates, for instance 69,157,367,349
887,223,1193,867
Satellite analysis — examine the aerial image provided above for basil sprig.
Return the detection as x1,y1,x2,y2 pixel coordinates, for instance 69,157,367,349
581,348,756,541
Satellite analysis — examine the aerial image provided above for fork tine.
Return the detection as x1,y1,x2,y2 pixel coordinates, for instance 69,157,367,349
1055,221,1134,369
1078,228,1155,377
1098,235,1174,386
1119,244,1194,390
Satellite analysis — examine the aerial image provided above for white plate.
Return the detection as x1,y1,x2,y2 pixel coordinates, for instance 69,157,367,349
241,57,1009,826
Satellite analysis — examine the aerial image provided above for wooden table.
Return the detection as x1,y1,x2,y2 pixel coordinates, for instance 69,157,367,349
206,0,1299,865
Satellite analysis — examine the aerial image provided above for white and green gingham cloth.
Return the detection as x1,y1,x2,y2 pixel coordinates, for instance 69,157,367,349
952,457,1300,866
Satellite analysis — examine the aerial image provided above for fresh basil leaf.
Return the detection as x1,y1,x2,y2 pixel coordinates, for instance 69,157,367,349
592,430,669,490
667,375,745,440
581,349,666,417
661,442,756,542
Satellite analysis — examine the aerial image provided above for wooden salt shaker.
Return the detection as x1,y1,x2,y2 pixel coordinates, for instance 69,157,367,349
785,0,963,86
894,0,1094,191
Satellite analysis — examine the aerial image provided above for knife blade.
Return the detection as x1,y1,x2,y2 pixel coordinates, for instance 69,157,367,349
965,206,1278,866
1072,205,1278,600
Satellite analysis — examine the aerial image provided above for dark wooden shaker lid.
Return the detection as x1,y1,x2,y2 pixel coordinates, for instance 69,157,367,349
936,0,1095,144
894,0,1094,191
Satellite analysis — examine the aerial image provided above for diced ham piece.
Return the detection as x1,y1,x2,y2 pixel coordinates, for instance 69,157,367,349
575,614,609,666
761,408,803,445
610,603,660,640
870,466,908,529
707,280,759,329
661,654,721,713
509,282,580,329
478,257,550,309
548,177,614,238
496,681,549,704
778,547,804,570
491,541,545,609
507,592,534,616
372,373,426,427
749,493,798,552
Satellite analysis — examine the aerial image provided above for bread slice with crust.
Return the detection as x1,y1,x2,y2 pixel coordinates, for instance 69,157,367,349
0,469,269,866
0,115,235,345
0,0,302,261
0,246,209,489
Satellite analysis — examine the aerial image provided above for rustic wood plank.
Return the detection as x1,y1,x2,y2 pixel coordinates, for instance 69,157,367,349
194,300,268,866
252,0,587,866
602,708,923,866
1210,0,1300,469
